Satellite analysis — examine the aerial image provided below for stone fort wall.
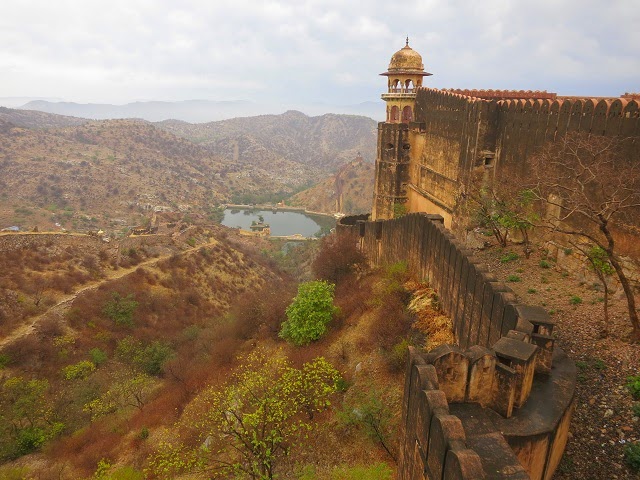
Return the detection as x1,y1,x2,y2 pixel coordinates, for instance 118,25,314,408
338,213,576,480
389,88,640,257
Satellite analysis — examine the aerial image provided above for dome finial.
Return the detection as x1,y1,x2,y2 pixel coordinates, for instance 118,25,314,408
406,36,409,47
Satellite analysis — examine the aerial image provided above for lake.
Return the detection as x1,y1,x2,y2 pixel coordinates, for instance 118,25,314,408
221,209,334,237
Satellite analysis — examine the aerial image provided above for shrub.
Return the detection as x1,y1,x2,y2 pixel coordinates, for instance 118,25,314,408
627,375,640,400
103,292,138,327
0,354,9,370
116,337,173,376
500,252,519,263
539,259,551,268
632,403,640,417
507,275,521,282
312,233,366,283
280,281,338,346
625,442,640,472
63,360,96,380
569,295,583,305
89,348,108,366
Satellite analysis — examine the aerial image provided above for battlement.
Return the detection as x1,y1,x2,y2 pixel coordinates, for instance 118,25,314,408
444,88,557,101
337,213,576,479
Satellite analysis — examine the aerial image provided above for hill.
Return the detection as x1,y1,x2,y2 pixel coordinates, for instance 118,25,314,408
0,109,377,233
0,107,88,129
18,99,385,123
0,118,234,234
289,155,375,215
155,110,377,173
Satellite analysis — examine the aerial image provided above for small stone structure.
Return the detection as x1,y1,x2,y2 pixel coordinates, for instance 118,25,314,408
338,213,576,480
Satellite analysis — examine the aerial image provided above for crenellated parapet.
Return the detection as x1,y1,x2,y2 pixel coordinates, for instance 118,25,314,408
338,213,576,480
445,89,557,101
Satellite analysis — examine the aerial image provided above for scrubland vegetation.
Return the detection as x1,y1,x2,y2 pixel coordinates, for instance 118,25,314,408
0,229,442,479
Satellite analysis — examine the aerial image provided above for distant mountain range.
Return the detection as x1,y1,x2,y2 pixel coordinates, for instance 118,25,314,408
15,99,385,123
155,110,377,172
0,107,377,233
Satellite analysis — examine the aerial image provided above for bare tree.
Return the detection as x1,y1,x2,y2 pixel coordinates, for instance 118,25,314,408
528,132,640,342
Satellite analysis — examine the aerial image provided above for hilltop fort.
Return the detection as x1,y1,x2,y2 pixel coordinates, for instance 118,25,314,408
340,40,639,480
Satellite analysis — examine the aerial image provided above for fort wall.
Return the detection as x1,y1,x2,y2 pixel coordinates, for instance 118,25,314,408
338,213,576,479
403,88,640,259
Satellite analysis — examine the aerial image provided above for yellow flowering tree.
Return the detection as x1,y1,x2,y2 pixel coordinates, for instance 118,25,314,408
146,351,341,479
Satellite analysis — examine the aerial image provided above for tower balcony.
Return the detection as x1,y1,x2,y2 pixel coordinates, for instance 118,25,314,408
381,91,417,101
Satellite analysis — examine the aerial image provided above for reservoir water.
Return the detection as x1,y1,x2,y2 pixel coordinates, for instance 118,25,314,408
221,209,334,237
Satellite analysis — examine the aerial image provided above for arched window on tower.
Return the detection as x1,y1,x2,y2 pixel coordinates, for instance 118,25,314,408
402,106,413,123
405,79,414,93
390,106,400,122
392,79,401,93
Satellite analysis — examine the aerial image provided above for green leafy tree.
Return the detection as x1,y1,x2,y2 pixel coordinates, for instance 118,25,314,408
103,292,138,327
147,351,340,479
62,360,96,380
585,245,615,336
83,369,156,420
0,377,64,459
466,180,538,257
280,281,338,346
116,337,173,376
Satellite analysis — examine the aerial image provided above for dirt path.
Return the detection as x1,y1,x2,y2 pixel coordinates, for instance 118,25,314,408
0,242,210,350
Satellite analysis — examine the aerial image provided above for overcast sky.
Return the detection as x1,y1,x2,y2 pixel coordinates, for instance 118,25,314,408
1,0,638,106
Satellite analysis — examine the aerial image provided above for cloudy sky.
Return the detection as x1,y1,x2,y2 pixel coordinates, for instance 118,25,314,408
1,0,638,107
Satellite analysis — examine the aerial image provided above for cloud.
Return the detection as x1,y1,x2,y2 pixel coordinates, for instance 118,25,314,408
1,0,638,104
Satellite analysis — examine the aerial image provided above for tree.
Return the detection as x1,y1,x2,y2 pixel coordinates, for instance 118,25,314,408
312,232,366,283
280,280,338,345
339,383,400,462
83,369,156,420
0,377,64,459
585,245,614,337
103,292,138,327
147,351,340,479
528,132,640,341
464,172,538,256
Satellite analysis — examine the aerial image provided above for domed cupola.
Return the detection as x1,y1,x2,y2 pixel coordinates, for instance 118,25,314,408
380,38,432,123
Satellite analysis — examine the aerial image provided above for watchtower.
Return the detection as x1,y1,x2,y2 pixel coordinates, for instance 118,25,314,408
380,38,432,123
372,39,431,220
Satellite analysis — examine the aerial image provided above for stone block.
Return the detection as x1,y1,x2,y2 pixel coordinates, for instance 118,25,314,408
530,333,554,374
478,280,499,347
427,345,469,403
417,389,449,462
492,363,517,418
487,287,514,347
515,305,555,336
493,337,538,408
465,346,496,407
427,413,466,480
506,329,530,343
443,448,486,480
501,302,520,337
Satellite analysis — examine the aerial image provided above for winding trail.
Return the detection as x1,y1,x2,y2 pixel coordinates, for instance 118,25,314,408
0,241,210,350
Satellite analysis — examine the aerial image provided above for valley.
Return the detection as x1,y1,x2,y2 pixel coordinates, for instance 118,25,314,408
0,108,377,237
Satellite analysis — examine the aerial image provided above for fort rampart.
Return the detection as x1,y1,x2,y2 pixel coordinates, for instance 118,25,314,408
378,88,640,260
338,213,576,480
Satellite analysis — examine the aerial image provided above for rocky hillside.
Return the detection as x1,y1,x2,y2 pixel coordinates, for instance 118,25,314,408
0,108,378,233
0,107,88,129
156,110,377,173
0,118,234,234
289,155,375,215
